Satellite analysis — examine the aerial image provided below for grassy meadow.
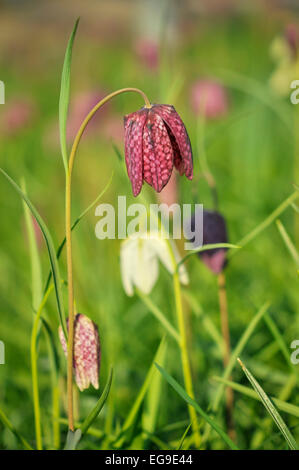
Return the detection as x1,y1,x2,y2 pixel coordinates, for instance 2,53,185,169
0,0,299,450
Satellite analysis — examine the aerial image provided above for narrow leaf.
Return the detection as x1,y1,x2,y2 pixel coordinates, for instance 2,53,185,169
59,18,80,173
155,363,238,450
213,376,299,419
276,219,299,267
237,358,299,450
80,367,113,435
21,179,43,312
177,243,239,269
230,191,299,258
0,406,33,450
0,168,67,336
212,301,270,412
136,289,180,343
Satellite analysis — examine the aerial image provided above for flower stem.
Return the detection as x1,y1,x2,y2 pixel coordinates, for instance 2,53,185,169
65,87,151,431
173,271,201,448
30,284,54,450
217,272,235,441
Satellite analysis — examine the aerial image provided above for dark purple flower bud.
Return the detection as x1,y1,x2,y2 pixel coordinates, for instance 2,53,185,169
124,104,193,196
190,209,228,274
59,313,100,392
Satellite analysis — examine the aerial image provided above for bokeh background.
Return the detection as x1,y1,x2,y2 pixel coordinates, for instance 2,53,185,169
1,0,299,450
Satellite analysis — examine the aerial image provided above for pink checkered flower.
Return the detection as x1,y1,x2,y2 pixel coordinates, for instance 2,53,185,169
59,314,100,392
124,104,193,196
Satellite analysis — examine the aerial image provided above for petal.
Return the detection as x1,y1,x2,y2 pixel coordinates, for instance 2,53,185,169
124,109,148,196
120,235,159,295
58,314,100,392
74,314,100,391
142,110,174,192
167,125,185,175
147,232,189,285
153,105,193,179
120,239,135,296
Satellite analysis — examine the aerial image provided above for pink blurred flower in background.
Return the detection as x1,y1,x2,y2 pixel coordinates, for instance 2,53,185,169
285,23,299,58
1,98,36,135
102,115,124,144
66,89,109,142
190,79,229,119
134,38,159,71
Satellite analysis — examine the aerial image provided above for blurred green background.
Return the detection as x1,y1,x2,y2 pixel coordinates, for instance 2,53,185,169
1,0,299,450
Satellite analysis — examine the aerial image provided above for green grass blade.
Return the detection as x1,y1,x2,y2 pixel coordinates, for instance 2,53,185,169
122,338,167,433
237,358,299,450
80,367,113,435
230,192,299,258
42,317,60,380
136,289,180,343
142,338,167,438
177,243,239,269
213,376,299,419
113,338,167,448
216,68,292,131
212,301,270,411
44,171,113,292
0,168,67,337
263,311,296,370
0,406,33,450
59,18,79,173
42,316,61,449
177,423,192,450
21,179,43,312
276,219,299,267
155,363,239,450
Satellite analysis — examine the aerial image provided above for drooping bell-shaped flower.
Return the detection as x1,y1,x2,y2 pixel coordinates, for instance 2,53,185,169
124,104,193,196
120,231,189,296
187,209,229,275
59,313,100,392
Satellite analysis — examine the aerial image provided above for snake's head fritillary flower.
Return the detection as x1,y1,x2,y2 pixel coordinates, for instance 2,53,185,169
120,231,189,296
188,209,228,275
124,104,193,197
59,314,100,392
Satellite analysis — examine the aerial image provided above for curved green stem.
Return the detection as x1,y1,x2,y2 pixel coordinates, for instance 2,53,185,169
65,87,151,431
30,284,54,450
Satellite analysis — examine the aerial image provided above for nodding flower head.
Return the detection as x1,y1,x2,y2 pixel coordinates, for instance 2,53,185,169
190,209,228,275
124,104,193,196
59,313,100,392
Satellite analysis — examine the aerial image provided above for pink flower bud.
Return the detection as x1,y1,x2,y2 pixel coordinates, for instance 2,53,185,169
124,104,193,196
59,314,100,392
190,80,229,119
